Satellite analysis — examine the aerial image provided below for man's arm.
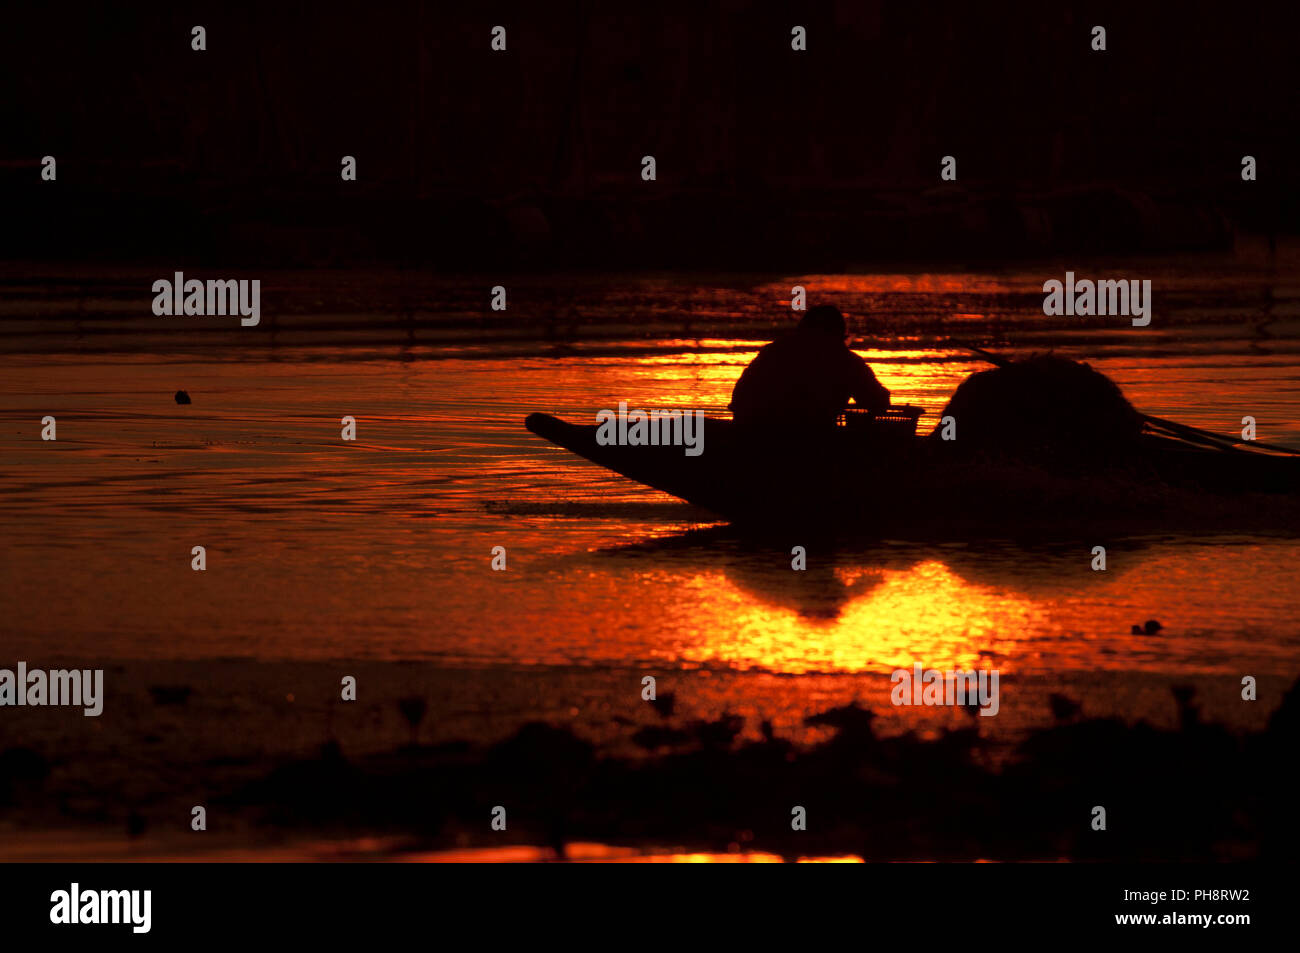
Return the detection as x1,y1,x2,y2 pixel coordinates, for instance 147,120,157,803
847,351,890,412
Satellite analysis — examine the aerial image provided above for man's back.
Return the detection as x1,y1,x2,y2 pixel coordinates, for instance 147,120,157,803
730,312,890,430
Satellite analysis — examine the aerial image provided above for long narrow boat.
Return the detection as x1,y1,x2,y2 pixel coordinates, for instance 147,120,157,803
525,411,1300,534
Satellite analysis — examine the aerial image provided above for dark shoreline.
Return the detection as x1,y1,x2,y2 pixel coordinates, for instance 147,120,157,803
2,661,1294,861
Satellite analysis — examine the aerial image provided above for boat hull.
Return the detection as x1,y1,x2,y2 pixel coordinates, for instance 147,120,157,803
525,413,1300,535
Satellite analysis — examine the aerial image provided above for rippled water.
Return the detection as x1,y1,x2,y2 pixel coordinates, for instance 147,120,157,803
3,263,1299,694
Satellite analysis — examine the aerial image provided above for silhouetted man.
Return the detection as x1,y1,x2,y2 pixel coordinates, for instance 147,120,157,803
729,305,890,431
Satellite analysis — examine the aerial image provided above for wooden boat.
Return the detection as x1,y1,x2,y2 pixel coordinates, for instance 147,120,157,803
525,409,1300,535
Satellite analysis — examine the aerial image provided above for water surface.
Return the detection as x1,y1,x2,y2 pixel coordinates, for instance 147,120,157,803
2,263,1298,726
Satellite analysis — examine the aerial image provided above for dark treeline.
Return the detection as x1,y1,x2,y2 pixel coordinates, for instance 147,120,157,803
2,1,1297,267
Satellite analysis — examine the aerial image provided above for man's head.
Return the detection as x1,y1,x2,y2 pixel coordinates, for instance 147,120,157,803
798,305,847,339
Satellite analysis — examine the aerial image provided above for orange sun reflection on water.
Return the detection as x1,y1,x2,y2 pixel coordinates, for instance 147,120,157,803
608,339,971,430
658,560,1045,674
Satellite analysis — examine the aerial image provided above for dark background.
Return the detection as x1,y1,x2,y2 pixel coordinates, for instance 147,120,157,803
3,1,1297,267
